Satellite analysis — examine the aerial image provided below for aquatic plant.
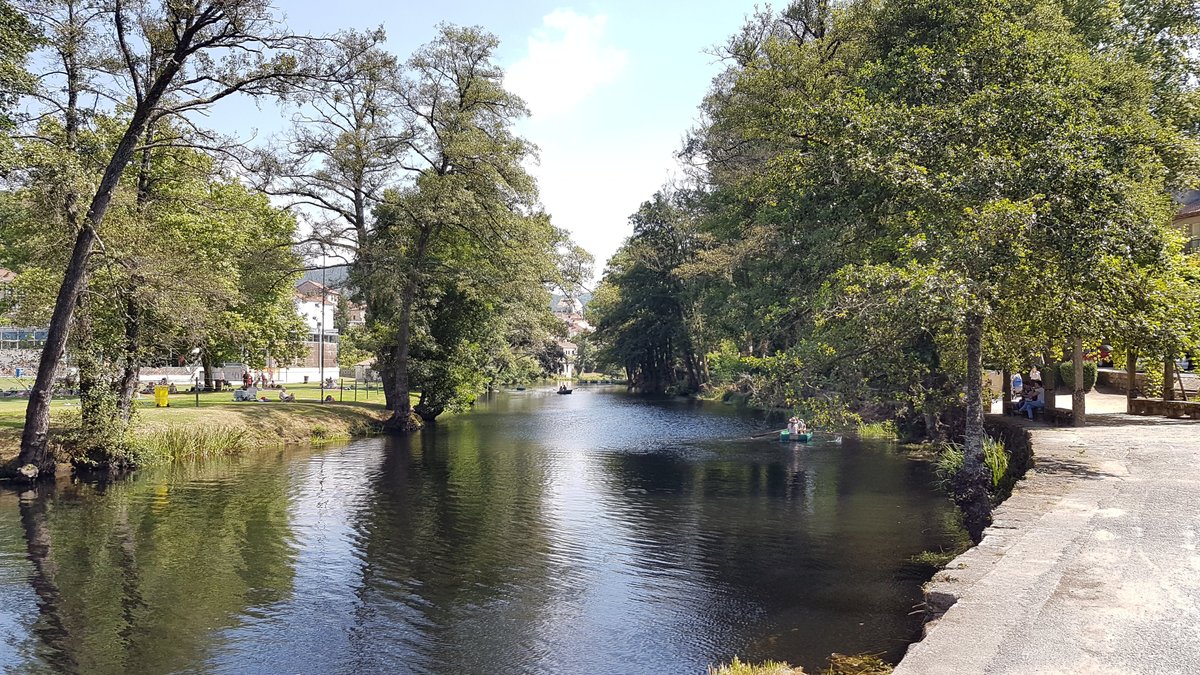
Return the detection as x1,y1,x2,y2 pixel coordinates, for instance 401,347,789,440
856,420,898,439
709,656,805,675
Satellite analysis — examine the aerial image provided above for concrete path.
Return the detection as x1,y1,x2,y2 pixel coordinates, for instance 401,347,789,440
896,414,1200,675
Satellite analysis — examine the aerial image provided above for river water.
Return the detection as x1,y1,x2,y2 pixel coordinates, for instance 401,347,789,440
0,387,962,674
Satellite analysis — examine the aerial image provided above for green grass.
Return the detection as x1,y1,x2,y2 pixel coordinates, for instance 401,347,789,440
826,653,893,674
0,377,33,391
0,383,412,462
708,654,893,675
856,420,898,439
133,426,256,463
709,657,804,675
576,372,626,383
934,437,1010,489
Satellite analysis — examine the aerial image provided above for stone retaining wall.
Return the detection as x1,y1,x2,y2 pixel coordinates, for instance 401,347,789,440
1129,398,1200,418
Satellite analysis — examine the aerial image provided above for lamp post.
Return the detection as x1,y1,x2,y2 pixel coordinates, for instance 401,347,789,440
319,249,325,403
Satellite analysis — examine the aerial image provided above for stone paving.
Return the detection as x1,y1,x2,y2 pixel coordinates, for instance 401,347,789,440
895,413,1200,675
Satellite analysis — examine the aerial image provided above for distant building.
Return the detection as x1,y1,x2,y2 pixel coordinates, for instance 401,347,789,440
0,268,47,351
0,268,45,379
552,295,591,377
1175,196,1200,254
553,296,593,338
559,340,578,378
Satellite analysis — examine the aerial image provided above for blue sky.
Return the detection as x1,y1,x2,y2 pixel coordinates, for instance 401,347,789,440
241,1,762,273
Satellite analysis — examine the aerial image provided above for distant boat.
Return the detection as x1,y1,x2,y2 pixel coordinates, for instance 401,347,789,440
515,386,526,391
557,388,573,395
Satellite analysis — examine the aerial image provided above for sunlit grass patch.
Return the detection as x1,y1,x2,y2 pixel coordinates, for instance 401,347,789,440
709,656,805,675
856,420,897,439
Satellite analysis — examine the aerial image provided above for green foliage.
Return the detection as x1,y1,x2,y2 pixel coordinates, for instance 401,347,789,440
984,437,1009,488
0,0,36,131
707,340,754,384
589,191,707,393
857,420,898,439
134,426,254,464
2,116,306,420
708,656,804,675
1057,360,1098,392
935,437,1009,489
935,444,965,486
343,24,575,421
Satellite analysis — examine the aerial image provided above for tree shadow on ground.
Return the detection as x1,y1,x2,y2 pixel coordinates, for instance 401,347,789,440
1034,456,1125,481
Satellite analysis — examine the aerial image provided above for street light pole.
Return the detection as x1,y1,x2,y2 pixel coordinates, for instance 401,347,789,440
319,249,325,403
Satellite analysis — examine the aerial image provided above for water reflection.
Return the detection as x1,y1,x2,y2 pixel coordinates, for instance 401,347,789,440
0,388,962,674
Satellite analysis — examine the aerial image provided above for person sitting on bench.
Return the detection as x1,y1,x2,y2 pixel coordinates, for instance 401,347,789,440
1017,380,1046,419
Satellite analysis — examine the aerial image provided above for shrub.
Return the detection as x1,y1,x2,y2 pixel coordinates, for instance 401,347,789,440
857,420,897,439
935,436,1009,489
708,657,804,675
1057,360,1097,392
983,436,1008,488
934,444,964,485
138,426,253,462
707,341,755,385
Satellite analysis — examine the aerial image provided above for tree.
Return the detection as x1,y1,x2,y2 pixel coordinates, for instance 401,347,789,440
3,118,305,463
595,0,1200,541
590,191,706,394
353,24,556,430
12,0,321,478
258,29,407,405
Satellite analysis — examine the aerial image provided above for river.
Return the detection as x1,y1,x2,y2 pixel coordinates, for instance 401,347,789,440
0,387,962,674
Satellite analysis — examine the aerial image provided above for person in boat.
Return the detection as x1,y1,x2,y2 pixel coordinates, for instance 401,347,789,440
795,419,807,434
786,417,797,435
558,384,567,393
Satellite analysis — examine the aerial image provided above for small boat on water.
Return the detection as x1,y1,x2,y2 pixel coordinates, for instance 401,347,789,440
779,430,813,442
557,388,573,395
515,386,526,391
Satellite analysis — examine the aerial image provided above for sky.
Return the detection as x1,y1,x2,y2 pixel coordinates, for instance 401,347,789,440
225,0,762,275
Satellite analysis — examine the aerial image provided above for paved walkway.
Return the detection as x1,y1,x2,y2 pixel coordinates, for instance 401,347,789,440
896,413,1200,675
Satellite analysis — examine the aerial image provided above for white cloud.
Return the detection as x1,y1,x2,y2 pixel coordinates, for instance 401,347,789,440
507,9,629,119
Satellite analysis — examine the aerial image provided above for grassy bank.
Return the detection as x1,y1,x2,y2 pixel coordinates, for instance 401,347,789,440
709,653,893,674
0,382,406,465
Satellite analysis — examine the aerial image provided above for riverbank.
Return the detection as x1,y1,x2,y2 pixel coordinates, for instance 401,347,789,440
895,413,1200,673
0,384,398,466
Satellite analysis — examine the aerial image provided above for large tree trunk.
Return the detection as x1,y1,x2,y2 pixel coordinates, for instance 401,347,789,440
117,292,141,421
386,286,419,431
378,353,397,411
953,313,992,543
201,351,214,390
1126,347,1138,413
1071,336,1086,426
17,226,97,476
1001,368,1012,415
385,228,431,432
1163,356,1176,402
